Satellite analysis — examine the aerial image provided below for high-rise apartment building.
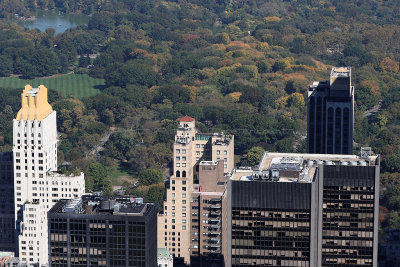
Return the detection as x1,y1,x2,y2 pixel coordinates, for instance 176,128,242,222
0,152,15,253
307,67,354,154
157,116,234,265
190,160,226,266
48,196,157,267
13,85,85,266
224,151,379,267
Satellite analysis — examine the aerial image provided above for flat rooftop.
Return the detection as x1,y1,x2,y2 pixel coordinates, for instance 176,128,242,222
49,195,155,217
331,66,350,77
231,152,377,182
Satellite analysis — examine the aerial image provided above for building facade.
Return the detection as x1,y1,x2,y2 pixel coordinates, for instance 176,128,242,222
307,67,354,154
225,151,379,267
157,116,234,265
13,85,85,266
48,196,157,267
190,160,226,266
0,152,15,253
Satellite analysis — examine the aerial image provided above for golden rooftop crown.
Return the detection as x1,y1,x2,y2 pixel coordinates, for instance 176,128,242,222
16,85,53,121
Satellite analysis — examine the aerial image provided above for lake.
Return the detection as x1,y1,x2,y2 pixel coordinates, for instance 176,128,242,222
16,11,90,34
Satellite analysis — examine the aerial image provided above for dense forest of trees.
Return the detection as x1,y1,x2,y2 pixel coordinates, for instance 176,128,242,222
1,0,400,242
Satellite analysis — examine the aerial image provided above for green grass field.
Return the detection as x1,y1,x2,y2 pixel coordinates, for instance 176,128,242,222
0,74,105,98
110,166,134,186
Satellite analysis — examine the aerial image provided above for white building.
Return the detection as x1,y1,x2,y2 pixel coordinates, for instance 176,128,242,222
13,85,85,266
157,248,173,267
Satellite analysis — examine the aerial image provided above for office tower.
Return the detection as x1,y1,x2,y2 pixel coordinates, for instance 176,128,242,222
0,152,15,253
190,160,226,266
48,196,157,267
157,116,234,265
385,229,400,264
307,67,354,154
224,151,379,267
13,85,85,266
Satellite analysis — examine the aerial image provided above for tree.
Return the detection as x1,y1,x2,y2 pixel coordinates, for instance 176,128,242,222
0,55,13,77
247,146,264,166
138,169,163,186
88,162,109,192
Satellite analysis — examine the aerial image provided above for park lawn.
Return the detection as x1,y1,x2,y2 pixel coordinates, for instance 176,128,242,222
110,166,134,186
0,74,104,98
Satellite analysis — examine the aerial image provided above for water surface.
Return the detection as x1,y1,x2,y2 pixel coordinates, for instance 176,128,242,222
16,11,90,34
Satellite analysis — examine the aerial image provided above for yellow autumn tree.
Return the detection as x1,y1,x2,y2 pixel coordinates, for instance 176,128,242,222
380,57,399,73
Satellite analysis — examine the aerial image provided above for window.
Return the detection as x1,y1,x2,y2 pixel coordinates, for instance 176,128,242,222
176,156,180,161
217,150,221,155
182,193,186,198
176,171,180,177
172,180,175,184
182,187,186,191
182,171,186,177
196,151,200,155
224,150,227,155
182,226,186,230
183,213,186,217
183,206,186,211
182,163,186,167
196,144,200,148
182,200,186,204
172,212,175,217
224,158,227,162
182,181,186,185
182,149,186,154
182,219,186,223
182,156,186,161
176,149,180,154
176,163,180,167
224,164,227,168
172,193,175,198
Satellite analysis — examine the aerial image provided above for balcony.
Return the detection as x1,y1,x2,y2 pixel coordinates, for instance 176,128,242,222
210,237,220,243
210,218,221,224
209,225,220,230
209,230,220,236
210,210,221,216
210,204,221,209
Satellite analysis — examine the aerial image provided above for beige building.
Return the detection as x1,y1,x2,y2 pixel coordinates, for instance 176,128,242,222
157,116,234,265
190,160,227,266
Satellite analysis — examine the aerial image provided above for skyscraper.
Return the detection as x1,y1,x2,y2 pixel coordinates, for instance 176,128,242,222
224,151,379,267
157,116,234,265
13,85,85,266
0,151,15,253
48,196,157,267
307,67,354,154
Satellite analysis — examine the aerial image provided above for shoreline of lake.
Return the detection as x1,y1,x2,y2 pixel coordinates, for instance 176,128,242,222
13,10,90,34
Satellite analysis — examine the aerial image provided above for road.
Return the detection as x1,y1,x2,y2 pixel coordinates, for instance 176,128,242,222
363,100,382,117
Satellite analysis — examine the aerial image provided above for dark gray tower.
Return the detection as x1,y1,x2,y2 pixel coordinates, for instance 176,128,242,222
307,67,354,154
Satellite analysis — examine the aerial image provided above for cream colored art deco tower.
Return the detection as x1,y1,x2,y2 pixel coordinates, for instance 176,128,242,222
157,116,234,265
13,85,85,266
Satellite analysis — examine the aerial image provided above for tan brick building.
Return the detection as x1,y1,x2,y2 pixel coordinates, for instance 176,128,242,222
157,116,234,265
